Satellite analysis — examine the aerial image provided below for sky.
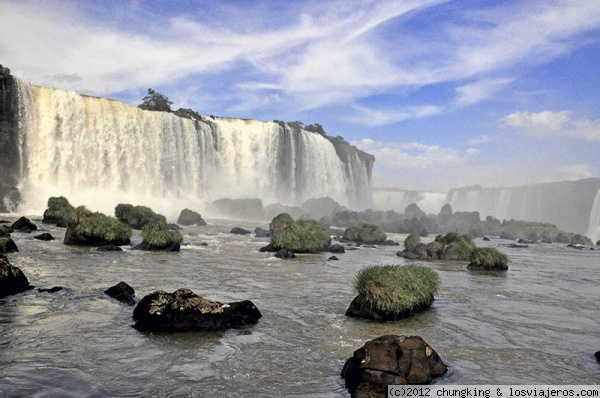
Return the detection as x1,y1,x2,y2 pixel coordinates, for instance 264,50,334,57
1,0,600,192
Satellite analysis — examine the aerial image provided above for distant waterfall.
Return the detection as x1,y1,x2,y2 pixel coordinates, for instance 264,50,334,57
12,80,373,218
588,190,600,242
372,190,446,215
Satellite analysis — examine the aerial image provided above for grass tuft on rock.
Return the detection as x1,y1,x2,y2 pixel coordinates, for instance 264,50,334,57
271,218,331,253
43,196,75,224
115,204,162,230
353,264,440,319
66,206,131,245
342,223,387,244
467,247,509,270
404,234,421,251
141,217,183,250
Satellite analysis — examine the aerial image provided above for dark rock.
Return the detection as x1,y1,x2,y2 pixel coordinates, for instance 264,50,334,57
230,227,251,235
38,286,63,293
440,245,461,261
11,216,37,233
34,233,55,241
259,243,275,252
330,244,346,253
567,244,584,250
56,220,68,228
518,238,538,244
345,293,434,322
275,249,296,259
167,223,183,230
383,240,400,246
341,335,447,397
176,208,207,226
483,236,491,241
328,256,339,261
133,288,262,332
96,244,123,252
254,227,271,238
0,254,34,298
105,281,136,305
595,351,600,362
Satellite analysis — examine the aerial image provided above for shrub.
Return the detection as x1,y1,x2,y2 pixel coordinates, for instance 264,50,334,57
435,233,475,260
555,232,570,243
115,204,162,230
343,223,387,244
353,264,440,319
404,234,421,251
141,217,183,250
570,234,592,246
271,219,331,253
66,206,131,245
467,247,509,270
43,196,75,224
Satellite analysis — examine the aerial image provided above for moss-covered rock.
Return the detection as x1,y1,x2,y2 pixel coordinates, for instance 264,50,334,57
137,217,183,251
467,247,509,270
342,223,387,244
64,206,131,246
404,234,421,251
43,196,75,226
115,204,162,230
0,236,18,254
346,264,440,321
0,253,34,297
270,216,331,253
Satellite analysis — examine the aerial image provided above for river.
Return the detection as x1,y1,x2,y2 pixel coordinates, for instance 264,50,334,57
1,216,599,397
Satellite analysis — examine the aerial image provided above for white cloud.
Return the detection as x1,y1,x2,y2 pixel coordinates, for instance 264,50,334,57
454,78,513,107
556,164,594,180
467,134,491,145
346,104,444,126
503,110,600,141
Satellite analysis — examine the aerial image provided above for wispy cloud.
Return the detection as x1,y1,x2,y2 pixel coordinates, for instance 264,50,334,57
346,104,444,126
454,78,513,107
503,110,600,141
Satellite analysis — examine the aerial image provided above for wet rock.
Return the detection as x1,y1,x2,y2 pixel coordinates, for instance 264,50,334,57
11,216,37,233
96,244,123,252
167,223,183,230
34,233,55,241
105,281,136,305
328,255,339,261
254,227,271,238
341,335,447,397
0,254,34,298
131,241,180,252
595,351,600,362
230,227,251,235
259,243,275,252
330,244,345,254
0,236,18,253
133,288,262,332
38,286,63,293
176,209,207,226
275,249,296,259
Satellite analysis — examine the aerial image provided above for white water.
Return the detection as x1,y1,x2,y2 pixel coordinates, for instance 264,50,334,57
587,190,600,243
372,190,446,215
14,81,371,218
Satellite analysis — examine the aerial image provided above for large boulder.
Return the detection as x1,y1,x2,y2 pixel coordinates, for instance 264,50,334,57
115,204,162,230
176,208,207,226
0,254,34,298
42,196,74,226
270,215,331,254
342,224,387,244
133,217,182,251
11,216,37,233
0,236,18,254
467,247,509,270
341,335,447,397
133,288,262,332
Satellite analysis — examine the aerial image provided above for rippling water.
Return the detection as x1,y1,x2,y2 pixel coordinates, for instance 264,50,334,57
1,217,599,397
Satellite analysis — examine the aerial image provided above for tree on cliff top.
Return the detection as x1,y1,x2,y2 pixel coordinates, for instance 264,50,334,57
138,88,173,112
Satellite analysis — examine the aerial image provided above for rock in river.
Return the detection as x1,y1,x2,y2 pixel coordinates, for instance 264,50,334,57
133,288,262,332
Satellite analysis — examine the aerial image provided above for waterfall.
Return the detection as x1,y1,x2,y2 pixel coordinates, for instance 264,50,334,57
588,190,600,243
12,81,373,218
372,190,446,215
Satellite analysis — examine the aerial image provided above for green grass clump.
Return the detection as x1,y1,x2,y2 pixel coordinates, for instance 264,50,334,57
404,234,421,251
354,264,440,319
269,213,295,232
342,223,387,244
436,233,475,260
43,196,75,224
141,217,183,250
115,204,162,230
69,206,131,244
271,219,331,253
467,247,509,270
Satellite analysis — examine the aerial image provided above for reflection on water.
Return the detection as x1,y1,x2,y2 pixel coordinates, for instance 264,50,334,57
1,219,599,396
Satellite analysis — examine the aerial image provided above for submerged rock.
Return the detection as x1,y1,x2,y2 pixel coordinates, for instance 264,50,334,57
341,335,447,397
230,227,251,235
254,227,271,238
133,288,262,332
0,254,34,298
105,281,136,305
34,233,55,241
330,244,345,253
275,249,296,259
97,244,123,252
38,286,63,293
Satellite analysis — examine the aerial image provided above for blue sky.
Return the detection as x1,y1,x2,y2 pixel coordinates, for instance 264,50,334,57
1,0,599,191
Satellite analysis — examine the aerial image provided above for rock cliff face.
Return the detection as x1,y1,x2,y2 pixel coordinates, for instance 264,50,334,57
0,77,374,216
0,73,23,212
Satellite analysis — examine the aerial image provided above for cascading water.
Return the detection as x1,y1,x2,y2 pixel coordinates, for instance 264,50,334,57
587,190,600,243
11,80,373,218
